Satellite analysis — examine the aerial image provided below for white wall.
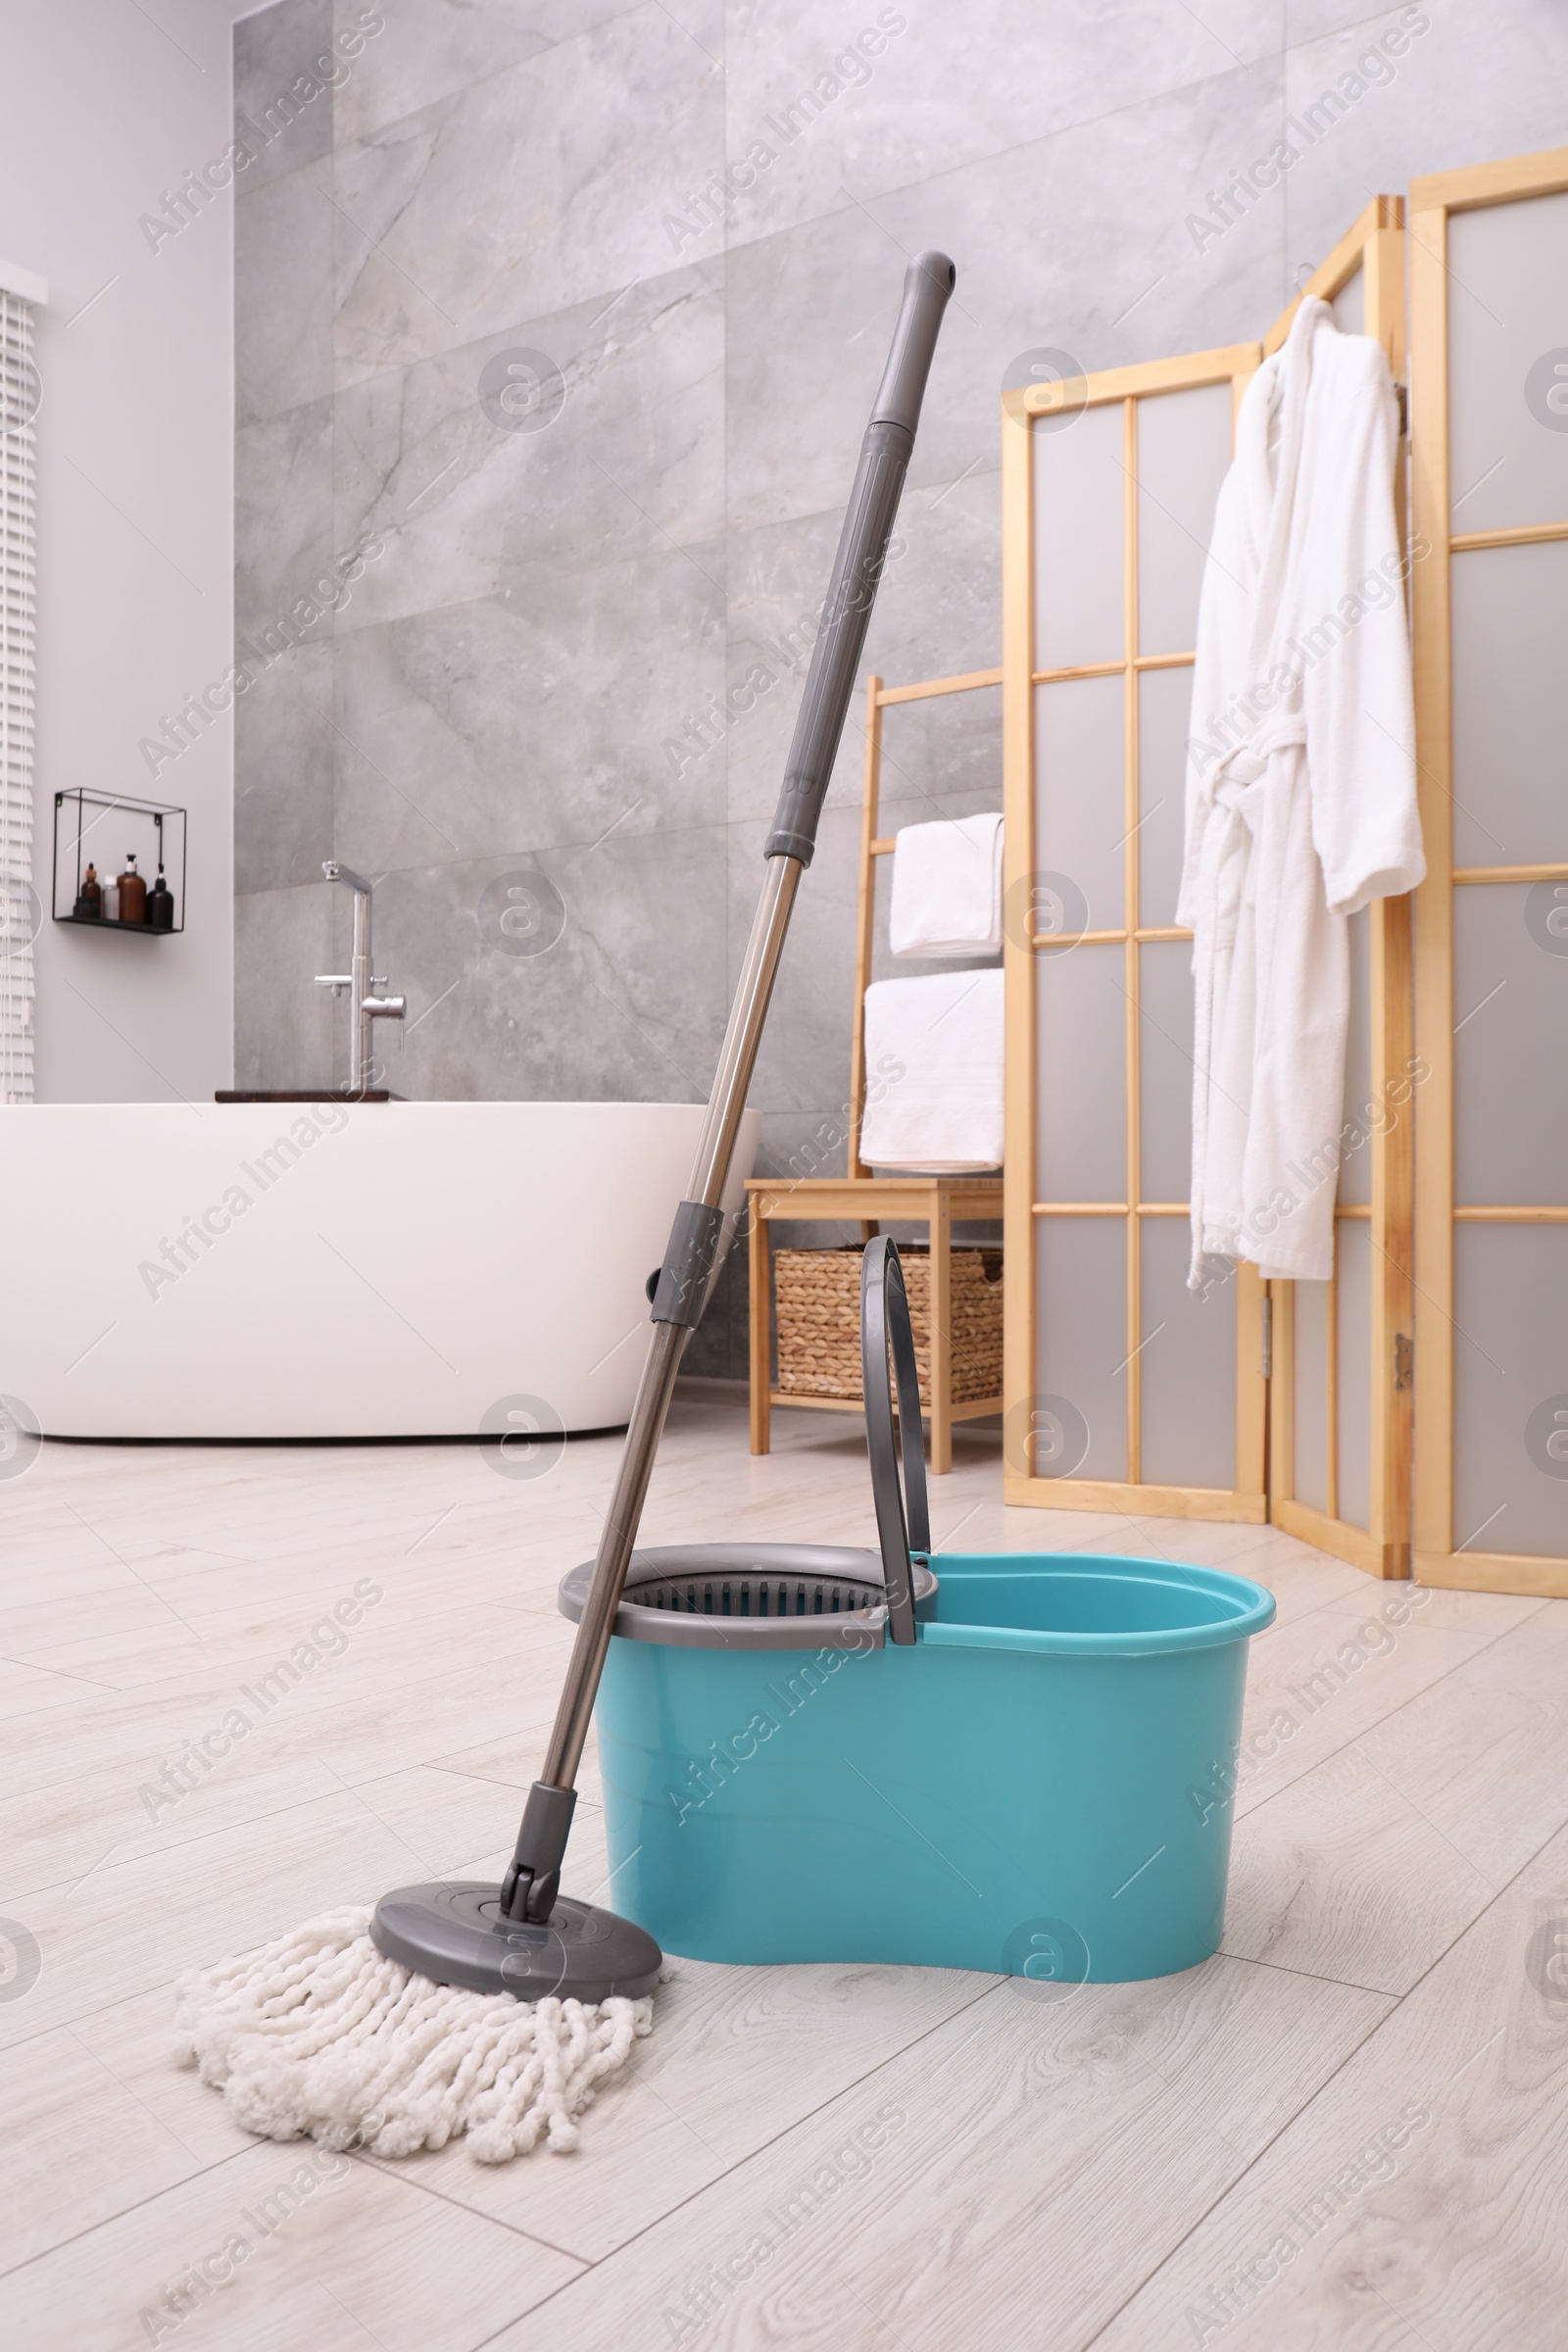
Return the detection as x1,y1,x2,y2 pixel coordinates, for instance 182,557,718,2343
0,0,250,1102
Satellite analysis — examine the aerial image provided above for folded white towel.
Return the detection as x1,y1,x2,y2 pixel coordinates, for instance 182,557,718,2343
889,813,1004,958
858,968,1004,1172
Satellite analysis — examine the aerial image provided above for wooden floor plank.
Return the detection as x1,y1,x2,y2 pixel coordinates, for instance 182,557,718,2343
1354,1603,1568,1882
0,2023,207,2272
479,1956,1390,2351
1223,1744,1498,1993
0,2136,579,2352
1091,1823,1568,2350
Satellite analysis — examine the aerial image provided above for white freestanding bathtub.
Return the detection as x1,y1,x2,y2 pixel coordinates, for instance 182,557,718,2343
0,1102,759,1440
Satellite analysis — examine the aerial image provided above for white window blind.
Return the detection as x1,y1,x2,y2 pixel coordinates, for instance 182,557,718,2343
0,284,36,1102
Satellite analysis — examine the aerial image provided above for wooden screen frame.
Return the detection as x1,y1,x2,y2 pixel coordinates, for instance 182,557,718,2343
1262,196,1417,1580
1409,146,1568,1599
1002,340,1269,1522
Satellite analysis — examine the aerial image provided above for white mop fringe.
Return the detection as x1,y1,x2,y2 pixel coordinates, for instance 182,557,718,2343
173,1905,655,2162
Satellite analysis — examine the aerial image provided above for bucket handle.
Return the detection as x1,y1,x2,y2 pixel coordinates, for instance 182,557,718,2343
860,1236,929,1645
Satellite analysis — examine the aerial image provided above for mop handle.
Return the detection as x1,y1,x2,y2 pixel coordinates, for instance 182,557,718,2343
764,251,957,868
501,253,956,1923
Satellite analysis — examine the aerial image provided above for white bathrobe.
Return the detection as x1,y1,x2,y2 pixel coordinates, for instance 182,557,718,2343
1180,296,1424,1288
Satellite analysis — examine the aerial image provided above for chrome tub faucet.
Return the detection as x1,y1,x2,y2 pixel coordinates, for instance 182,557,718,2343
316,861,406,1093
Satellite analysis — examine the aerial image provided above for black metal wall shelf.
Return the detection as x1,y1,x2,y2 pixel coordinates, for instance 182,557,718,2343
53,792,186,936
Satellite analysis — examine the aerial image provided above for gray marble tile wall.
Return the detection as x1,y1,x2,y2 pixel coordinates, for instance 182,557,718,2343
234,0,1567,1375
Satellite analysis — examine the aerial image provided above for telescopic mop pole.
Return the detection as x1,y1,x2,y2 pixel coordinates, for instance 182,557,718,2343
499,252,956,1924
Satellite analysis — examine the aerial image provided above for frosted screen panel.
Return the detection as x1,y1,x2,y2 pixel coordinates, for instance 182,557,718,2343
1339,907,1372,1207
1035,946,1125,1201
1034,1215,1127,1483
1137,385,1232,657
1451,542,1568,869
1335,1220,1372,1532
1035,403,1124,670
1448,190,1568,535
1330,266,1364,337
1293,1278,1328,1514
1138,663,1194,928
1453,1224,1568,1558
1140,940,1195,1205
1453,884,1568,1205
1034,677,1125,935
1139,1221,1236,1490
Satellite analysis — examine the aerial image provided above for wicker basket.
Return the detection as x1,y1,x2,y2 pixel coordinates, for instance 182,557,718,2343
773,1244,1003,1407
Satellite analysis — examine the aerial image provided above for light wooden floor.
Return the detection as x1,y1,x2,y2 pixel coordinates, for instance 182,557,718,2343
1,1396,1564,2349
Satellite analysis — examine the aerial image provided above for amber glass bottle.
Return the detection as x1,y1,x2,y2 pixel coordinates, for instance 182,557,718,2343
118,854,147,923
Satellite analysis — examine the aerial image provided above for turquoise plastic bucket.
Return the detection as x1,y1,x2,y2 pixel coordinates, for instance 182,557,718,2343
587,1546,1274,1982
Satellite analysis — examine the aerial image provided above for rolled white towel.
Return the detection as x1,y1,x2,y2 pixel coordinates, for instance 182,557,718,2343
888,813,1004,958
858,968,1004,1172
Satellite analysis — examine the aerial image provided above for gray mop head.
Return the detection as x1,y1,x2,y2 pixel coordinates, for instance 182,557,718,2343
174,1906,655,2161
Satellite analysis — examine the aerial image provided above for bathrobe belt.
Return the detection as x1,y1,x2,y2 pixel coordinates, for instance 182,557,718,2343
1192,709,1309,945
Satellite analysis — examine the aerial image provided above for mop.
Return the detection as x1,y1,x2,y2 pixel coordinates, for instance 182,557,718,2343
175,251,956,2161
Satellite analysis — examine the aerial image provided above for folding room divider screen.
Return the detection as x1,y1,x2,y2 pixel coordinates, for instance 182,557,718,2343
1409,148,1568,1598
1002,200,1415,1558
